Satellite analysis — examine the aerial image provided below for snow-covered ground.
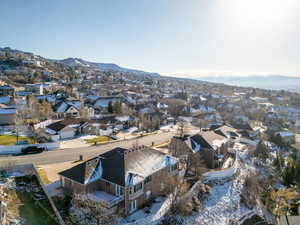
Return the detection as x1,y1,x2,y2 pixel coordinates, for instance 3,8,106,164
46,180,61,197
160,124,178,132
180,157,250,225
120,197,166,223
176,152,272,225
60,135,96,148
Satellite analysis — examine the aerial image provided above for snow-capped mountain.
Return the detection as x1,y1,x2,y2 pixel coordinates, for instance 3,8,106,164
59,58,160,77
59,58,94,68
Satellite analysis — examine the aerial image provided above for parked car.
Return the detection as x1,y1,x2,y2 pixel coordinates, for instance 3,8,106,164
21,146,45,154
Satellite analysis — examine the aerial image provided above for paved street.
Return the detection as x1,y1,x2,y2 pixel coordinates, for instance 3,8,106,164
0,132,174,166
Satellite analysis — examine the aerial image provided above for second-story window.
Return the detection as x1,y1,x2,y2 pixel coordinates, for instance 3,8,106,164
115,184,122,196
133,182,143,193
144,175,152,184
170,163,178,172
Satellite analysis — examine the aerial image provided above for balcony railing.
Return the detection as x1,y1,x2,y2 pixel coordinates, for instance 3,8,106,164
75,191,124,208
129,188,143,200
108,195,124,207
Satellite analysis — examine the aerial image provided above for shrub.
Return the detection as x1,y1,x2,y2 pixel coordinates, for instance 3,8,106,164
176,199,193,216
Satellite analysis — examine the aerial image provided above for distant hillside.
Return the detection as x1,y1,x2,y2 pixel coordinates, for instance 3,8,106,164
198,75,300,93
59,58,160,77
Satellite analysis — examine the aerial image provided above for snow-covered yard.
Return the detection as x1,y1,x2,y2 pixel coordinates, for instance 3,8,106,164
46,180,61,197
177,152,271,225
121,197,166,223
160,124,178,132
181,164,250,225
60,135,97,148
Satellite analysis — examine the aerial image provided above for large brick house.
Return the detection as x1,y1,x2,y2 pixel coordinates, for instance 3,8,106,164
59,146,179,215
169,129,231,168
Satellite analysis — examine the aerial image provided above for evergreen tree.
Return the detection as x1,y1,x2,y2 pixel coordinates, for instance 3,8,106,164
108,101,113,113
113,101,122,114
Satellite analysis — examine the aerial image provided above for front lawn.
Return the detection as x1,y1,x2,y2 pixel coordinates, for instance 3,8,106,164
37,168,51,185
0,135,34,146
85,136,112,144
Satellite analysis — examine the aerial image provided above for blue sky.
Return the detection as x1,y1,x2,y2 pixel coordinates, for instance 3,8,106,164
1,0,300,77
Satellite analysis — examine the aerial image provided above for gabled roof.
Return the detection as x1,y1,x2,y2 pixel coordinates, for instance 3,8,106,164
214,125,239,138
59,146,178,187
59,157,101,184
46,118,88,132
54,100,81,113
231,122,253,131
94,97,121,108
190,131,227,151
190,134,213,150
46,122,67,132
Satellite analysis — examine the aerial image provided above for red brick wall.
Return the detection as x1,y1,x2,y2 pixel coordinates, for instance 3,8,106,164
169,137,215,168
124,164,179,214
61,177,85,195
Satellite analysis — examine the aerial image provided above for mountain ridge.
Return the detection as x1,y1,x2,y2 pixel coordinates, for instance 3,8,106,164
58,57,160,77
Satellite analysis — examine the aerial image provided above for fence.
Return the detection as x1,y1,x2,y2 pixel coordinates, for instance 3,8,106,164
202,152,238,182
0,142,60,155
34,119,60,129
31,165,66,225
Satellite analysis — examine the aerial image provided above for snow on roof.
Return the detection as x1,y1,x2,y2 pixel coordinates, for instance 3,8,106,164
94,98,118,108
125,154,178,186
212,139,227,149
125,172,144,186
126,126,138,133
194,105,216,113
68,101,81,109
277,131,295,137
191,138,201,152
157,102,168,109
86,95,99,101
125,97,136,104
200,96,207,101
116,115,130,122
85,160,103,184
0,108,16,114
0,96,11,104
45,128,57,135
250,96,268,102
139,107,150,113
178,116,193,122
56,102,68,113
0,85,13,90
36,95,56,102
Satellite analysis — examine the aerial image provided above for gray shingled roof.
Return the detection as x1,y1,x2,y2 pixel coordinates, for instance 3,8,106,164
59,146,173,187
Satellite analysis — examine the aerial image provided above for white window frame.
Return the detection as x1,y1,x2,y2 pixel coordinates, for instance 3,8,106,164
61,177,65,187
130,200,137,212
133,182,143,193
145,190,151,200
115,184,121,196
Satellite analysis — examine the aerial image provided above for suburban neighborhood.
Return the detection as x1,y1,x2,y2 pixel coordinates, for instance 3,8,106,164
0,47,299,225
1,1,300,224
